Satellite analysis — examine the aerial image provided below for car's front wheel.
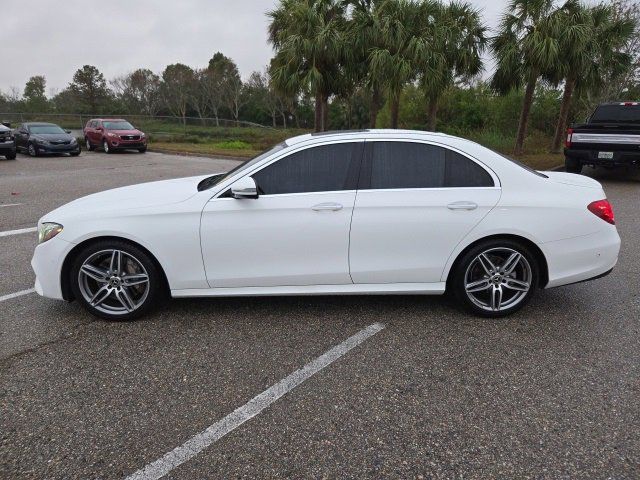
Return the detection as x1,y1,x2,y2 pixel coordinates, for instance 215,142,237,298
70,240,165,320
103,140,112,153
85,137,95,151
28,142,39,157
451,239,538,317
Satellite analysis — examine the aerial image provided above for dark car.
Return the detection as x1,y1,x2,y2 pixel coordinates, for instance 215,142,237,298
14,122,81,157
0,122,17,160
83,118,147,153
564,101,640,174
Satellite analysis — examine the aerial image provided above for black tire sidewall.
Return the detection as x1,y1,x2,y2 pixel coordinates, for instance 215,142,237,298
69,240,165,321
451,238,539,317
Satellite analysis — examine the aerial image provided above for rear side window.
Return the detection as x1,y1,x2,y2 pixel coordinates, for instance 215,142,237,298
365,141,493,189
252,142,361,195
590,104,640,124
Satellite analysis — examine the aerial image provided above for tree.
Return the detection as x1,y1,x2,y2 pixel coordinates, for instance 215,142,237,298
111,69,161,116
187,69,212,124
550,1,636,152
161,63,194,126
23,75,49,112
68,65,111,113
201,52,241,126
491,0,564,155
367,0,420,128
268,0,347,132
419,1,487,131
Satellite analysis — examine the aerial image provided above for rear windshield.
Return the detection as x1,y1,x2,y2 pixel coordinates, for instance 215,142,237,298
590,104,640,124
30,125,65,134
103,121,135,130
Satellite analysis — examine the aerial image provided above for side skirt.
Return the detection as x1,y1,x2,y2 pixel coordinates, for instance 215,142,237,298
171,282,446,298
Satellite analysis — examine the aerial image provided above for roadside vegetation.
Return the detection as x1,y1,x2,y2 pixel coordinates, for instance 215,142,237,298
0,0,638,167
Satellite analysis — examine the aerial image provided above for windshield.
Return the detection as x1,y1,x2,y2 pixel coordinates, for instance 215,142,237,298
590,104,640,124
493,150,548,178
198,142,287,191
103,121,135,130
30,125,66,134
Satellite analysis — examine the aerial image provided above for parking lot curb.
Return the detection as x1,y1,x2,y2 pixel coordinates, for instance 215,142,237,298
147,148,245,162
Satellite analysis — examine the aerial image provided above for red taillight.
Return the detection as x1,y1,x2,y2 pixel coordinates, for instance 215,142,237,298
588,199,615,225
565,127,573,148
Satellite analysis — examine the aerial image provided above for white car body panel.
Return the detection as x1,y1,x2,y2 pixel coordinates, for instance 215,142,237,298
31,129,621,304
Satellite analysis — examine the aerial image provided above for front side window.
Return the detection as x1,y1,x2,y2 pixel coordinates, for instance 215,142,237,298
252,142,360,195
366,141,494,189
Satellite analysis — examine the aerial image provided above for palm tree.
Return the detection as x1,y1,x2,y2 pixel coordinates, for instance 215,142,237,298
267,0,347,132
491,0,564,155
417,0,487,131
550,1,635,152
367,0,420,128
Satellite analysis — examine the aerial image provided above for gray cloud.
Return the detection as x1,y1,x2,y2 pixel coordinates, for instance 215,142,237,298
0,0,508,95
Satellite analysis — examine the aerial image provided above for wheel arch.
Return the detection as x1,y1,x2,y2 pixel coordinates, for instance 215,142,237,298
445,234,549,289
60,235,170,301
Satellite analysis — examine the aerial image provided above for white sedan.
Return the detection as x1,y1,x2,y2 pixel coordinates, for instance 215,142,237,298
32,130,620,320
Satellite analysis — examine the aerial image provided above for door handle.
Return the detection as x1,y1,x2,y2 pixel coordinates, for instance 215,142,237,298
312,202,343,211
447,201,478,210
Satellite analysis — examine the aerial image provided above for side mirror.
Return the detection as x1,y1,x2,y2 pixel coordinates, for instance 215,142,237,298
65,130,71,134
231,176,259,199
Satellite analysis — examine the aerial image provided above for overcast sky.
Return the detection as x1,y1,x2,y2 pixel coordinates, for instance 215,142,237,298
0,0,508,97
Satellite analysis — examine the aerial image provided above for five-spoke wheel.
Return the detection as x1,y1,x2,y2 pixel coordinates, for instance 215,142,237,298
70,241,164,320
452,240,538,317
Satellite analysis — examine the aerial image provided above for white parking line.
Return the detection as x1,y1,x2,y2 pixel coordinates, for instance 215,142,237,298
125,322,386,480
0,227,37,237
0,203,23,208
0,288,35,302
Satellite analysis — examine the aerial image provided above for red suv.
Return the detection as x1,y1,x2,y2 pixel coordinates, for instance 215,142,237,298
83,118,147,153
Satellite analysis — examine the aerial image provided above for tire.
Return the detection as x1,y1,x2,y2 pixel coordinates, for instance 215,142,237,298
5,150,16,160
85,137,95,151
103,139,112,154
450,238,539,318
70,151,80,157
565,156,582,174
69,240,166,321
138,147,147,153
28,142,39,157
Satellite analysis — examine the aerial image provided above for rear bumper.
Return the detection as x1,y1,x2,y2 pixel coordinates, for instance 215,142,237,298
565,148,640,167
542,227,621,288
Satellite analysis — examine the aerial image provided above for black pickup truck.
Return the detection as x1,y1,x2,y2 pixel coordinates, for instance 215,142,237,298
564,102,640,174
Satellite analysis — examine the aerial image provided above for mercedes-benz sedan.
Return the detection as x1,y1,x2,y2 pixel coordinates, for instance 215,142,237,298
31,130,620,320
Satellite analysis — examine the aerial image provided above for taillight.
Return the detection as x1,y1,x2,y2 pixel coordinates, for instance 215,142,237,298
565,128,573,148
588,199,615,225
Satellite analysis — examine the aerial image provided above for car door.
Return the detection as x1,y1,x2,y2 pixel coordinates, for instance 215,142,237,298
200,141,363,288
90,121,102,144
349,140,501,284
15,125,28,150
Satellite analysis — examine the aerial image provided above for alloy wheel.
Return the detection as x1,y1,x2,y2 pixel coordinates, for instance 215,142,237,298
103,140,109,153
86,138,91,150
78,249,150,315
28,144,36,156
464,247,532,312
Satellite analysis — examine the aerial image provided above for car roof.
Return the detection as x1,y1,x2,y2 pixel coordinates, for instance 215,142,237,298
23,122,58,126
91,118,127,122
285,128,455,146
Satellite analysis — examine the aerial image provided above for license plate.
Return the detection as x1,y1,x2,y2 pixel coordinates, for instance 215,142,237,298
598,151,614,159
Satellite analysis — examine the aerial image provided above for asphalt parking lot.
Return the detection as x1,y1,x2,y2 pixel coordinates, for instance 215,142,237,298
1,150,639,479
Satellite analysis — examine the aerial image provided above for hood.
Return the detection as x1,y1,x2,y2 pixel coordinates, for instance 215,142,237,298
542,171,603,189
109,129,143,136
44,174,213,221
33,133,75,142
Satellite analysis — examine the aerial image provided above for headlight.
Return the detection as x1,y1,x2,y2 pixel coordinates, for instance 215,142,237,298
35,138,48,145
38,222,63,244
140,133,145,138
70,137,77,144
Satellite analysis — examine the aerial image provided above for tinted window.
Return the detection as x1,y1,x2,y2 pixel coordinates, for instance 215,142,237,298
445,150,494,187
253,143,359,195
590,104,640,124
367,142,493,189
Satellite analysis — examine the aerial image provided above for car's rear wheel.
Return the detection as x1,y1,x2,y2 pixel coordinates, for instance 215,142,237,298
85,137,95,151
103,140,112,154
565,156,582,174
70,240,165,321
28,143,39,157
451,239,538,317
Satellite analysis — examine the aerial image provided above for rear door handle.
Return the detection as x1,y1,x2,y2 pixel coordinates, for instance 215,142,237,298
447,201,478,210
312,202,343,211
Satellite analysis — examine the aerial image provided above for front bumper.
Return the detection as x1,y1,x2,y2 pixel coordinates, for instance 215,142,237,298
108,138,147,150
31,236,75,300
542,227,621,288
0,140,16,152
565,148,640,167
37,143,81,154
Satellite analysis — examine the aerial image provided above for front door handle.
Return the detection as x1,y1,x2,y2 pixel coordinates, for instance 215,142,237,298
447,201,478,210
312,202,343,211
